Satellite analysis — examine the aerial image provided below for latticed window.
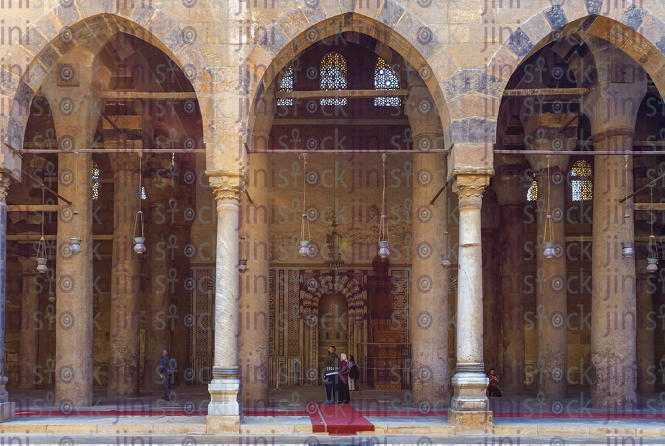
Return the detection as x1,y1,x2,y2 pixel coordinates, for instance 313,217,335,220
571,160,593,201
374,57,400,106
320,52,347,106
527,180,538,201
91,160,100,201
141,186,146,200
277,64,293,106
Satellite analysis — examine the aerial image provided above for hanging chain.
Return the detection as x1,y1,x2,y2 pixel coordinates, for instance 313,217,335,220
133,152,144,239
380,153,388,243
299,152,310,242
544,155,553,244
39,185,46,258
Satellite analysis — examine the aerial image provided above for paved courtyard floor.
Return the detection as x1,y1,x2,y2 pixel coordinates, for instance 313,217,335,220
0,386,662,443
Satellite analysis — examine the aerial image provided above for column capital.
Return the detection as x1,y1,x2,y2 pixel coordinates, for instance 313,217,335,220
0,171,11,202
453,174,489,209
208,171,242,206
18,257,39,276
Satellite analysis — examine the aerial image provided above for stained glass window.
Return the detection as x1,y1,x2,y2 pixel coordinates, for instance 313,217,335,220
374,57,400,106
320,52,347,106
277,64,293,106
91,160,100,201
527,180,538,201
571,160,593,201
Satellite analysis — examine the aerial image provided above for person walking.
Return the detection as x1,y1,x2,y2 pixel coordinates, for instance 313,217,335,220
159,349,175,401
338,353,351,404
323,346,340,404
487,367,502,397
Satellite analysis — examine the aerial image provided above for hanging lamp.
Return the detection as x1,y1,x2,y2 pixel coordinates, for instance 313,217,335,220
133,152,146,254
647,183,658,272
36,185,48,273
70,151,82,255
543,155,556,259
239,236,248,273
621,152,634,257
378,153,390,259
298,152,312,257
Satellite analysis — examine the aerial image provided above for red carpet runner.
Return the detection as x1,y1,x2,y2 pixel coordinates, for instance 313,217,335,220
309,402,375,436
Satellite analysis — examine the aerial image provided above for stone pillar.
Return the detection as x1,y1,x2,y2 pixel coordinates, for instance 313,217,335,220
55,143,94,407
524,114,574,400
407,76,448,410
449,173,492,434
0,173,15,421
481,194,500,372
107,153,142,398
494,165,529,392
18,257,39,390
588,43,646,409
206,173,242,432
143,181,172,390
636,258,655,394
239,90,274,407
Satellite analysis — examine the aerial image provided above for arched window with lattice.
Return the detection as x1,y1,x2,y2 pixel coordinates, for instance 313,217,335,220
374,57,400,106
571,160,593,201
527,180,538,202
277,64,293,106
91,160,101,201
320,52,347,106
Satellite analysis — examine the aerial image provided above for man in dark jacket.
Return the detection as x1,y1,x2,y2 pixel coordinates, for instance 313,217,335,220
323,346,340,404
159,349,172,401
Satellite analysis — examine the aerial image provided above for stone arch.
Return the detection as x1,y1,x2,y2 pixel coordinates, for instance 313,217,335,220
2,6,208,179
487,3,665,143
245,5,459,148
302,273,365,317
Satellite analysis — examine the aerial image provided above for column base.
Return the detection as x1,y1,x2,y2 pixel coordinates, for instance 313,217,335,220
448,370,492,434
207,375,243,434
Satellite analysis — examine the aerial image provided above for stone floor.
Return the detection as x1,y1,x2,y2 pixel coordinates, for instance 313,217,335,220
1,386,663,442
7,385,664,416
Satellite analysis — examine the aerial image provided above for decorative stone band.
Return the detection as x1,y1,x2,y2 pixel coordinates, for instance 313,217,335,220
453,174,490,209
591,128,635,145
213,366,239,379
455,362,486,373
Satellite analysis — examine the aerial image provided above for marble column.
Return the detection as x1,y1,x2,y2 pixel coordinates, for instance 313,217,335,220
636,258,655,394
588,43,646,409
206,173,242,432
407,77,448,410
18,257,39,390
0,173,15,421
143,182,172,390
108,153,142,398
55,145,94,407
449,173,492,434
524,115,574,400
481,194,500,371
239,92,274,407
495,166,529,392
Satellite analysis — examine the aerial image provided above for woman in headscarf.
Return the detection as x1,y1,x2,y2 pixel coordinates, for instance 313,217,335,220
338,353,351,404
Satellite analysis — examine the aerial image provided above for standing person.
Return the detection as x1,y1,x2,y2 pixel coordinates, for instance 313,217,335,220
323,346,340,404
348,355,356,392
159,349,174,401
487,367,502,397
339,353,351,404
